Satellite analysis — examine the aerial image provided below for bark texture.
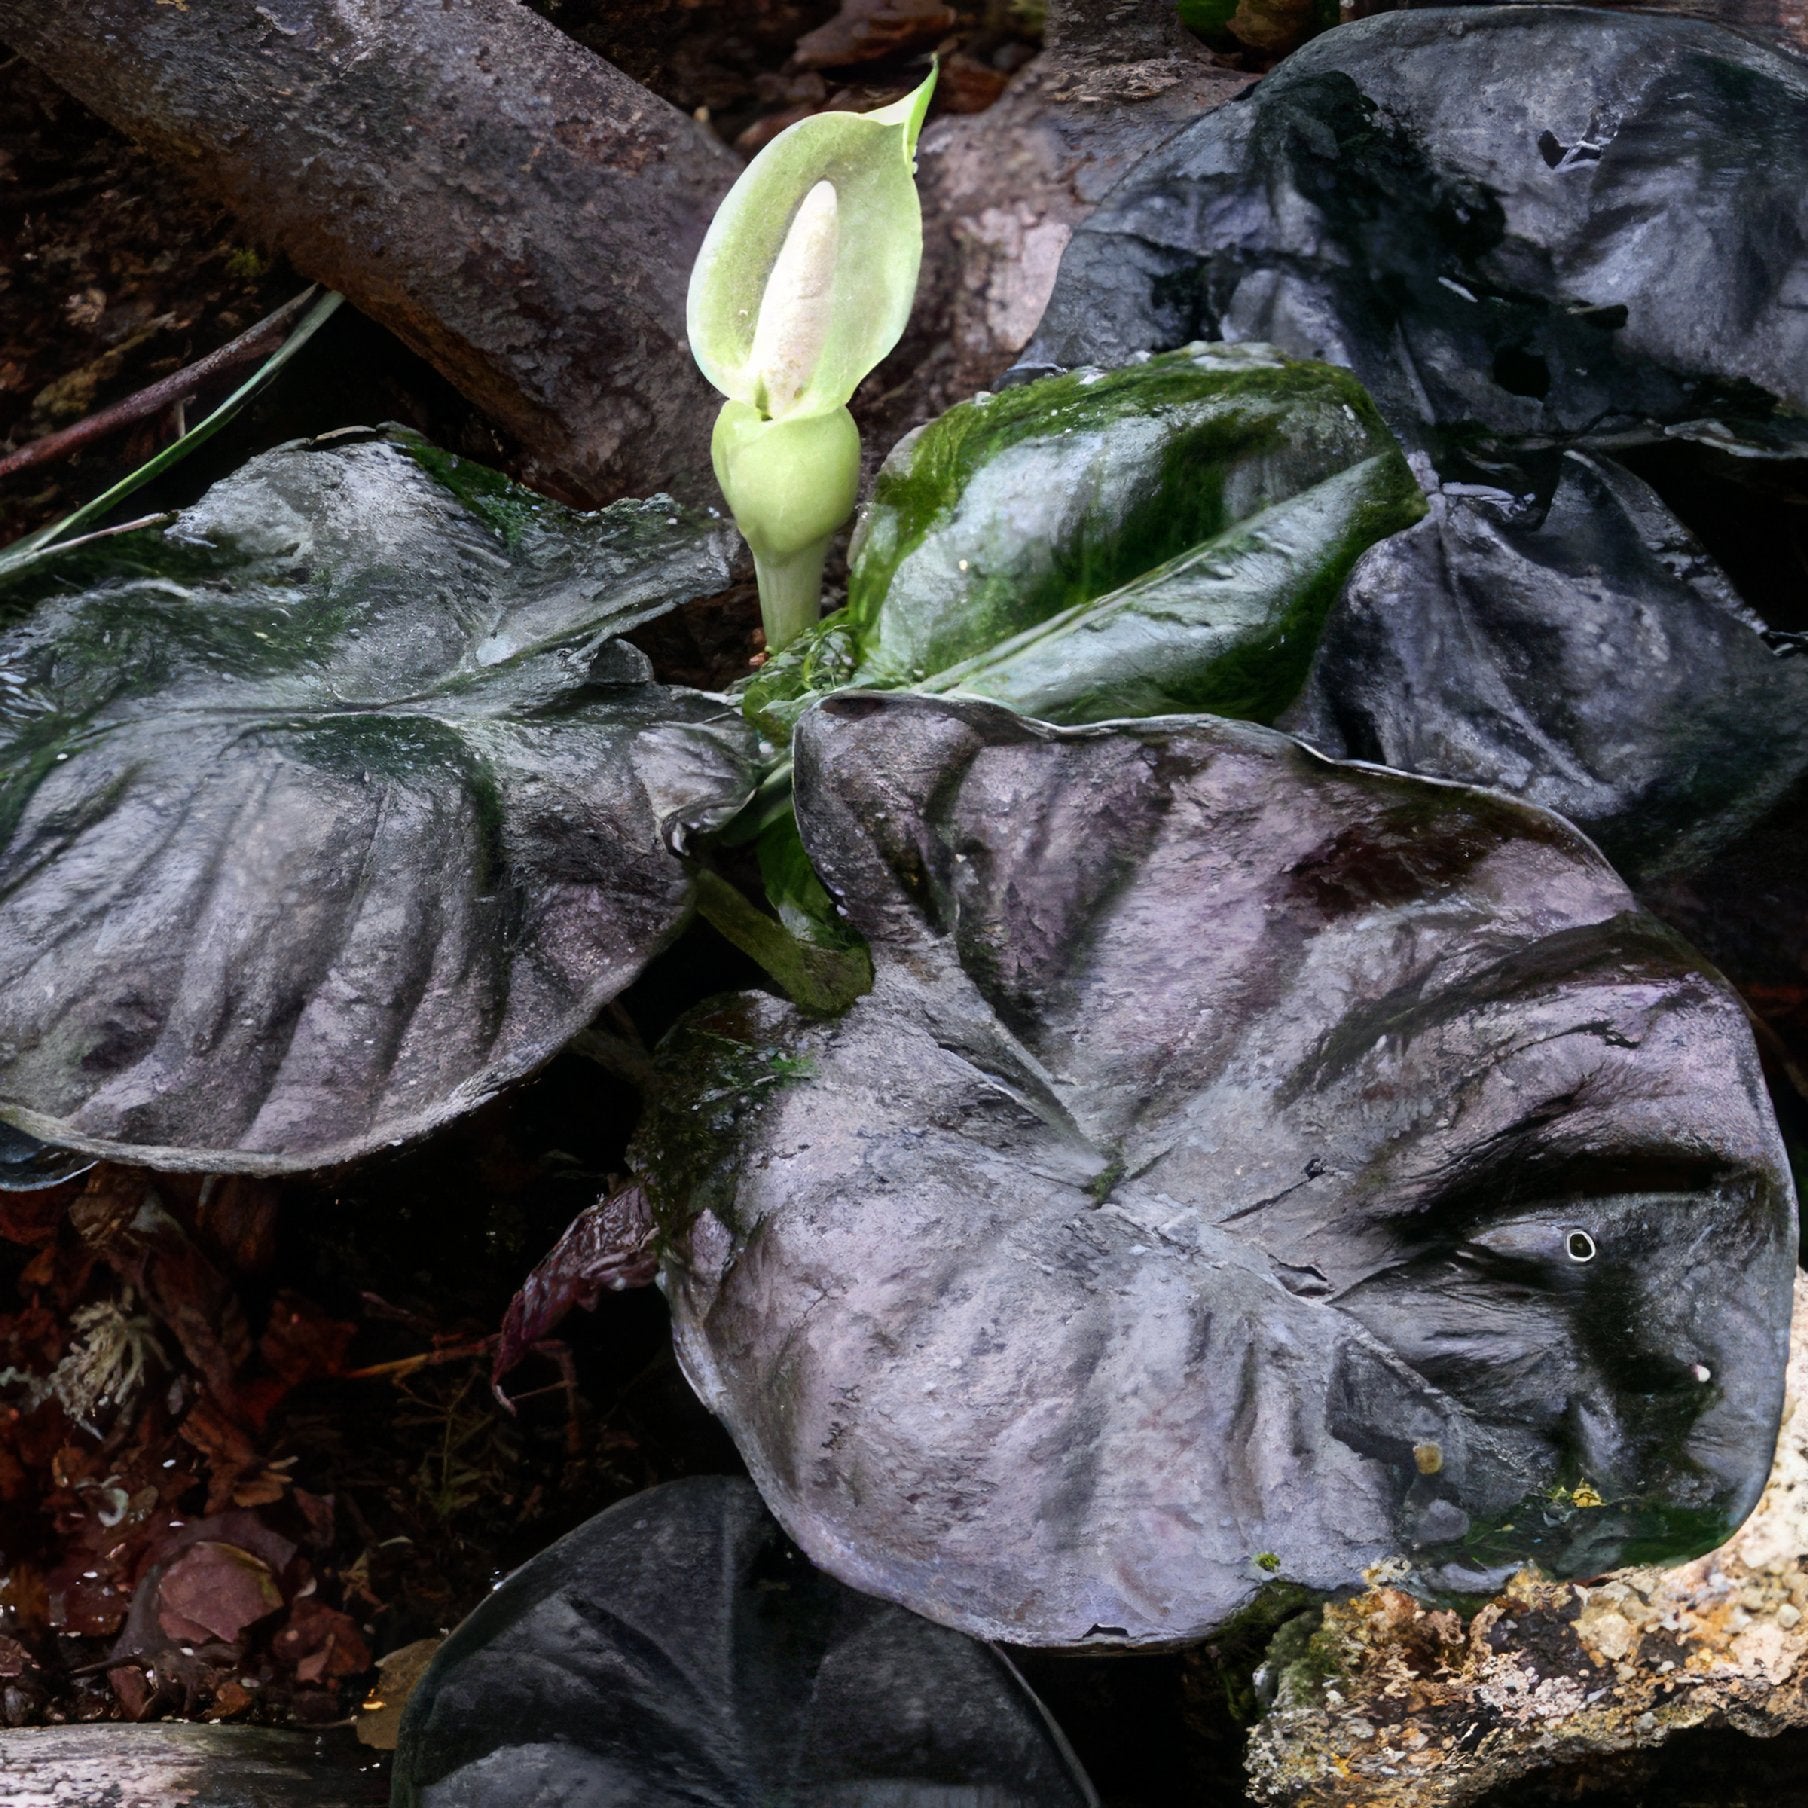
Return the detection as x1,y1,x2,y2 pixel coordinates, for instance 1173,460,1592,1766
863,9,1248,460
0,0,738,507
1245,1273,1808,1807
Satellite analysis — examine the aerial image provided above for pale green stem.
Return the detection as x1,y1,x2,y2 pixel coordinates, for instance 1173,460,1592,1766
754,537,831,653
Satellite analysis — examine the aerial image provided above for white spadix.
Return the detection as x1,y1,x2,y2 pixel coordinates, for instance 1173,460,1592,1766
749,180,841,421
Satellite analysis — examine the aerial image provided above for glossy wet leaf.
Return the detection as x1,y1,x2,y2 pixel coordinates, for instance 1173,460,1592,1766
1282,452,1808,890
0,1124,94,1194
392,1475,1098,1808
740,342,1424,737
0,433,757,1172
1281,449,1808,1114
638,694,1797,1646
1024,8,1808,472
1019,5,1808,1101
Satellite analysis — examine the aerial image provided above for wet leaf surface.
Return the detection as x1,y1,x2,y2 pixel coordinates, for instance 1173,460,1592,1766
742,342,1424,737
0,432,758,1172
1025,7,1808,471
1022,6,1808,1099
1281,452,1808,891
637,694,1797,1646
392,1474,1098,1807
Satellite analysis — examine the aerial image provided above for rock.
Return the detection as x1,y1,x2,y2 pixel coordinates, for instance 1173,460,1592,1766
1245,1273,1808,1807
0,1723,386,1806
390,1475,1096,1807
637,693,1797,1647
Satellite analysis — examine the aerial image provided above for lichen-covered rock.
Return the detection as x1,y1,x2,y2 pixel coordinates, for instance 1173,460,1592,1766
0,432,757,1173
636,693,1797,1648
741,342,1423,737
1246,1273,1808,1808
391,1476,1098,1807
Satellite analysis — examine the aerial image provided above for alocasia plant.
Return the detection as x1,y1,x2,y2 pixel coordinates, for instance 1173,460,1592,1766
637,693,1797,1645
687,69,937,652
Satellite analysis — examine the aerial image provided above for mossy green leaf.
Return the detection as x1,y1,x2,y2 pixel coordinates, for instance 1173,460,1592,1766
739,343,1425,739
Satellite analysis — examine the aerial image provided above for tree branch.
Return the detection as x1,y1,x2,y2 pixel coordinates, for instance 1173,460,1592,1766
0,0,739,506
0,289,316,484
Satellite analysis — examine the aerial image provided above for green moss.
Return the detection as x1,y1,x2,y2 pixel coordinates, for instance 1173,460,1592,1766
404,440,552,550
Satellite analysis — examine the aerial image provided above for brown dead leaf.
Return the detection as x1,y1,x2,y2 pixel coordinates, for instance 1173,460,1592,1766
192,1174,281,1275
72,1173,251,1405
178,1393,264,1511
291,1487,335,1549
0,1192,67,1247
493,1185,656,1404
936,53,1011,113
107,1661,153,1720
274,1598,371,1684
205,1677,254,1720
355,1636,443,1751
257,1291,357,1396
156,1540,283,1644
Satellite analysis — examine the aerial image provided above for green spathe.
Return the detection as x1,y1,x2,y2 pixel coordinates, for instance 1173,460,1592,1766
742,341,1427,736
687,74,934,423
688,70,936,653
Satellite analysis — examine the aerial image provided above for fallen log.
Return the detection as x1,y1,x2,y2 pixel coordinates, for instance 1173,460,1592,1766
0,0,738,507
0,0,1251,509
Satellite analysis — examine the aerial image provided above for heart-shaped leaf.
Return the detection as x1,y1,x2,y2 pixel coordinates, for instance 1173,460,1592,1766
0,433,757,1173
1024,8,1808,469
740,343,1424,737
392,1476,1098,1807
638,694,1797,1646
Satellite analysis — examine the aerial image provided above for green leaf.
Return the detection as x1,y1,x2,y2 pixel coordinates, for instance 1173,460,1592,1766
0,431,757,1173
922,452,1421,724
687,68,935,421
739,342,1425,738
